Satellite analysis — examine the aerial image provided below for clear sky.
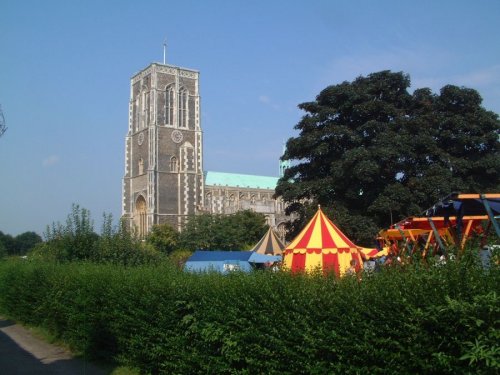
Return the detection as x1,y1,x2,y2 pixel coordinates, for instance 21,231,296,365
1,0,499,236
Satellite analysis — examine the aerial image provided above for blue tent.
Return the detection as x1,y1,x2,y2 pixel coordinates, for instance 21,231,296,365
248,252,281,264
184,251,253,273
184,250,281,274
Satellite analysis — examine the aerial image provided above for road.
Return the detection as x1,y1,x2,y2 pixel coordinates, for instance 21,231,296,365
0,317,107,375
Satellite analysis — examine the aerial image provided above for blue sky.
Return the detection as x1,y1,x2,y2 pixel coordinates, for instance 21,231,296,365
1,0,499,236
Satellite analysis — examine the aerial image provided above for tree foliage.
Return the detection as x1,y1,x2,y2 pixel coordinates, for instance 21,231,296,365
95,214,161,266
146,223,179,254
0,232,16,256
276,71,500,244
39,204,99,261
0,230,42,256
13,232,43,255
0,241,6,259
178,210,268,251
30,204,161,265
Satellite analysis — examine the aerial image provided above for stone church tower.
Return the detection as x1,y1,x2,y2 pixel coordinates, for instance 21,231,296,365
122,63,203,236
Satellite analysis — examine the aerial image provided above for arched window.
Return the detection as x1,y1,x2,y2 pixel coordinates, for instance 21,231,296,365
138,158,144,175
227,194,235,211
178,87,188,128
135,195,147,238
164,85,175,125
134,97,140,132
205,193,212,213
144,91,150,128
170,156,178,172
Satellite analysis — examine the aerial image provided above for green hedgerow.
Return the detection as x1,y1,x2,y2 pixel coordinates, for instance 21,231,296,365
0,252,498,374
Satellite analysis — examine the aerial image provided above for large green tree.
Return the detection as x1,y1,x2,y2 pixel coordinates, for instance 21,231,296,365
276,71,500,245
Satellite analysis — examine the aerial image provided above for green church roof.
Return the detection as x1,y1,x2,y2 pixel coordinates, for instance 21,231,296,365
204,171,279,190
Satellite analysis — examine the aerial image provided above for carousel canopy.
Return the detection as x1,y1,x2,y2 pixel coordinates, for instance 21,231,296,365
251,227,285,256
283,207,378,276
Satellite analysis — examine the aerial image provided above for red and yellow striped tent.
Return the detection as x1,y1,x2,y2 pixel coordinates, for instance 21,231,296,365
283,207,380,276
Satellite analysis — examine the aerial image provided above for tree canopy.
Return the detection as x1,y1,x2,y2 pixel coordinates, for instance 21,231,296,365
146,223,179,254
29,205,161,265
178,210,268,251
276,71,500,245
0,230,42,256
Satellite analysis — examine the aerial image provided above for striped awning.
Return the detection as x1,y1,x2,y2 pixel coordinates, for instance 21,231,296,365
283,207,378,276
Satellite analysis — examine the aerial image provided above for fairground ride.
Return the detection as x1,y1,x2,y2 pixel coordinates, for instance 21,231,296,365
377,193,500,259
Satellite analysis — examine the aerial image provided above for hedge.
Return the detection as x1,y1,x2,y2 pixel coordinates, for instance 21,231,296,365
0,257,498,374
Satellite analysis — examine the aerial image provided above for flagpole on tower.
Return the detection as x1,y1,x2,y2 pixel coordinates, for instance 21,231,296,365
163,38,167,64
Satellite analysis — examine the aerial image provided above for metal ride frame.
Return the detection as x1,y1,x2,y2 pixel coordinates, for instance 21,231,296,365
378,193,500,259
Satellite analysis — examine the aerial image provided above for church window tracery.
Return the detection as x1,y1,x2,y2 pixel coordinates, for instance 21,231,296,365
135,195,147,239
205,193,212,212
134,97,140,132
164,85,175,125
170,156,178,172
178,87,188,128
227,194,235,210
138,158,144,175
144,91,150,128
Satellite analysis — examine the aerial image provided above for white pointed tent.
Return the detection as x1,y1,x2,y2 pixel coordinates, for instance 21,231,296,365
251,227,285,255
248,227,284,264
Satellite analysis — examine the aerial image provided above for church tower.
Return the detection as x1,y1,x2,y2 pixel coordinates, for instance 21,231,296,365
122,63,203,235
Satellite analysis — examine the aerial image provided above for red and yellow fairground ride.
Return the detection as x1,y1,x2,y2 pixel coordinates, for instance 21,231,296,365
378,193,500,258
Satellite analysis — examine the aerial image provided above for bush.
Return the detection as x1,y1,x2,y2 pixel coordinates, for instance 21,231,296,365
95,215,162,266
168,249,193,269
31,206,162,266
40,204,99,262
146,224,179,254
0,253,498,374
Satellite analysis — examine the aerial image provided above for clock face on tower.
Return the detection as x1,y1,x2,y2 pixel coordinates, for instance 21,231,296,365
171,130,183,143
137,132,144,145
